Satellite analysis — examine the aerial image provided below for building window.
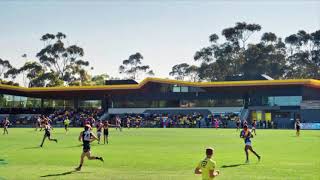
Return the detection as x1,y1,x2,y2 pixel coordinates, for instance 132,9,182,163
265,96,302,106
179,99,243,108
172,85,189,93
113,100,180,108
172,86,181,92
0,94,41,109
181,86,189,92
43,99,74,109
79,100,101,109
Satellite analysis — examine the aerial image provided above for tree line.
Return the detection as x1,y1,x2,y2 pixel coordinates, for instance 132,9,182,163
0,33,154,87
0,22,319,87
170,22,320,81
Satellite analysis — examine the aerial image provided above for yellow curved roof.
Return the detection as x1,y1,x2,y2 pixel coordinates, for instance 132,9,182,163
0,77,320,92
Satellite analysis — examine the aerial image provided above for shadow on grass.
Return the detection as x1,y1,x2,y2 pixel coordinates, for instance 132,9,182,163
66,144,98,148
65,144,82,148
40,170,92,178
221,163,246,168
0,159,8,166
40,170,76,178
23,146,41,149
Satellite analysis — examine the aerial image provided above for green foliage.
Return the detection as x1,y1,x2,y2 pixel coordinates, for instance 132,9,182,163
222,22,261,48
242,38,287,79
19,61,46,87
192,22,320,81
169,63,190,80
0,59,20,86
0,79,19,86
285,30,320,79
3,32,92,87
0,58,12,80
91,73,109,85
261,32,277,43
34,32,90,86
169,63,200,82
119,52,154,80
185,65,200,82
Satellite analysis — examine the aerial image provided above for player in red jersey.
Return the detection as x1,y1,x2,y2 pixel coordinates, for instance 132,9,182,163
96,120,104,144
115,116,122,131
251,120,257,135
2,117,10,135
236,117,241,131
35,116,41,131
126,117,131,129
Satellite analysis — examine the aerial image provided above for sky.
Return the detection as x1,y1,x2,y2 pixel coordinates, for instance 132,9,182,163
0,0,319,84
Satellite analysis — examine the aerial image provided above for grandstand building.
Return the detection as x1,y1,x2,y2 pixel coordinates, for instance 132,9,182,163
1,77,320,128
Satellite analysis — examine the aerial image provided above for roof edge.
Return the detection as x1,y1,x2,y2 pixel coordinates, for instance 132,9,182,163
0,77,319,92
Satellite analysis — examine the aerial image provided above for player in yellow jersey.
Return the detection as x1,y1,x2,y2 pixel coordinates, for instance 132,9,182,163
194,147,220,180
64,117,70,134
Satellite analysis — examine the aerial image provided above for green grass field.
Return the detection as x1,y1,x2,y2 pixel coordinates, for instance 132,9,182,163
0,128,319,180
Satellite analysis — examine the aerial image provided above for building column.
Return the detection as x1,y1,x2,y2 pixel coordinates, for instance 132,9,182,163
102,95,108,110
41,98,44,109
74,98,79,109
103,94,112,112
244,93,249,109
262,111,266,121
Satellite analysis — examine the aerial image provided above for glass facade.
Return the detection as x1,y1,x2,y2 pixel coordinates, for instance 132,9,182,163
43,99,74,109
262,96,302,106
265,112,272,121
79,100,102,109
113,100,179,108
0,93,103,110
172,85,189,93
180,99,243,107
113,99,243,108
0,94,41,108
159,84,204,93
0,94,75,109
251,111,263,121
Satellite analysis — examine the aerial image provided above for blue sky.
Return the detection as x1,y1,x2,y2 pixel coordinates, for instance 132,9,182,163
0,0,319,82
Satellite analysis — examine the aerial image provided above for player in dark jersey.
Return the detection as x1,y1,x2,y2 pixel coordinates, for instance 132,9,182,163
251,120,257,135
2,117,10,135
75,125,104,171
103,120,110,144
126,117,131,129
240,125,261,163
236,117,241,131
295,119,301,136
40,122,58,147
